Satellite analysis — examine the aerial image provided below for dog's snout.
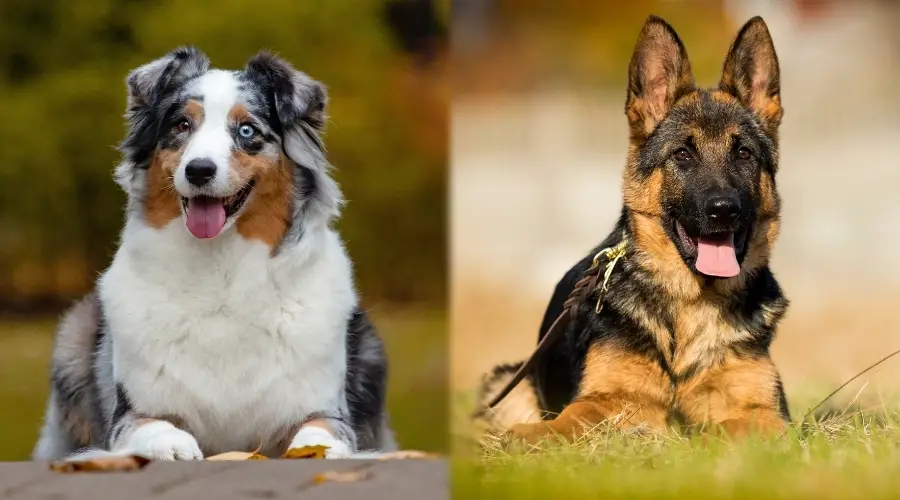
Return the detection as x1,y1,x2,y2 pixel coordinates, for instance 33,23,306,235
185,158,217,187
704,195,740,223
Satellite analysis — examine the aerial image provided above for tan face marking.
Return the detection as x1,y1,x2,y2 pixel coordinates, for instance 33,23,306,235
184,99,204,125
622,166,664,217
630,212,704,300
232,150,293,249
144,148,182,228
710,90,739,105
228,103,253,125
223,103,294,249
143,99,206,229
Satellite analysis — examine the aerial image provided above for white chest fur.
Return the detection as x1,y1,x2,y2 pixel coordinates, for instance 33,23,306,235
98,219,357,454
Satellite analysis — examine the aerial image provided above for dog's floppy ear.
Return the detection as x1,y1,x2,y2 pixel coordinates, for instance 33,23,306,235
244,51,328,133
625,15,695,142
118,46,209,170
125,46,209,114
719,17,782,138
244,52,342,230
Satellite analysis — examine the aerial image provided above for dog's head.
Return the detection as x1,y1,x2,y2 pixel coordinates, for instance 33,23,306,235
116,47,341,249
622,16,782,291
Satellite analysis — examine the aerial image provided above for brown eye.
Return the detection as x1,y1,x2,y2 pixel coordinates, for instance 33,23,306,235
174,119,191,134
673,148,692,164
737,147,751,160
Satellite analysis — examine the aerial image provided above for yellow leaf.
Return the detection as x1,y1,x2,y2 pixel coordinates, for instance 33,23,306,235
282,445,329,459
50,455,151,473
375,450,440,460
314,470,371,484
206,451,269,461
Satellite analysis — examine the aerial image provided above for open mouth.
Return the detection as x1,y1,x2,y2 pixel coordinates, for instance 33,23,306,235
180,180,255,239
674,220,749,279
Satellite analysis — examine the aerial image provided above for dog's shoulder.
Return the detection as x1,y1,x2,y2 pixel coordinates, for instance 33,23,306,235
532,216,631,412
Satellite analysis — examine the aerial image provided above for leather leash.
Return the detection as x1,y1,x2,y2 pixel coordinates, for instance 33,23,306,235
472,235,628,418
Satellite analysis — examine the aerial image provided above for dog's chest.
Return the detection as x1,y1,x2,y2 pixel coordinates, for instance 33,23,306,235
636,299,752,376
671,302,754,374
99,232,354,453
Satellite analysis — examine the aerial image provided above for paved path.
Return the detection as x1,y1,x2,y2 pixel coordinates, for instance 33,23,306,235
0,460,448,499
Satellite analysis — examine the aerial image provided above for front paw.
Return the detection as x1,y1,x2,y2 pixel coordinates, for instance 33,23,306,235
717,417,787,439
504,422,557,447
119,421,203,461
288,426,352,459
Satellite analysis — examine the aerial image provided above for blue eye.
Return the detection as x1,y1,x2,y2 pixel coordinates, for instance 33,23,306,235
238,124,256,139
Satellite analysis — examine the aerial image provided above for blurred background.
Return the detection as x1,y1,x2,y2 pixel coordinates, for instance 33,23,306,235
0,0,448,458
452,0,900,419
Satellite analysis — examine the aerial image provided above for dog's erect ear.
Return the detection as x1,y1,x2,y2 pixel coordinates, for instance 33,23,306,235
625,16,695,142
719,17,782,137
245,52,328,132
126,46,209,112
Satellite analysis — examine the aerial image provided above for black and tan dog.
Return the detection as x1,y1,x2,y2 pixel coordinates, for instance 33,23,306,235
478,15,790,444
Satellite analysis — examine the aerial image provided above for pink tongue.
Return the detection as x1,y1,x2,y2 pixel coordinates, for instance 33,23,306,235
185,198,226,239
695,235,740,278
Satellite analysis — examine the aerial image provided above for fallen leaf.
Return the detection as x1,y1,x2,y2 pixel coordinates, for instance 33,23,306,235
313,470,371,484
206,451,269,461
282,445,329,459
375,450,440,460
50,455,151,473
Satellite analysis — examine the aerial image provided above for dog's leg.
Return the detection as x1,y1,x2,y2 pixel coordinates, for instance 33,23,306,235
343,310,394,453
285,414,357,459
33,390,84,460
506,342,671,445
677,353,788,438
715,409,787,437
107,385,203,460
507,393,669,445
110,417,203,460
34,294,104,460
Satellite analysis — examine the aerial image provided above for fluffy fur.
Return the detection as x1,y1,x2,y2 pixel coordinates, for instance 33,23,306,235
33,47,396,461
477,16,791,444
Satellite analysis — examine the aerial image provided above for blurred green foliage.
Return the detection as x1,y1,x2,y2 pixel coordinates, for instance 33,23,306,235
0,0,447,308
455,0,735,95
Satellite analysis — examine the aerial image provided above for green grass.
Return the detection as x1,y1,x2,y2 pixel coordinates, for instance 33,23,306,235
0,318,56,460
379,308,447,452
453,396,900,499
0,307,447,460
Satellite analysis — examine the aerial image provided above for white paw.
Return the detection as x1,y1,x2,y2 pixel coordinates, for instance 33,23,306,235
118,421,204,461
288,426,352,459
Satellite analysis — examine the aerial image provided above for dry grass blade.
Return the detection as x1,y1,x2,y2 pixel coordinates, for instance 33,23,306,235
50,455,151,473
313,470,372,484
800,348,900,424
282,445,329,459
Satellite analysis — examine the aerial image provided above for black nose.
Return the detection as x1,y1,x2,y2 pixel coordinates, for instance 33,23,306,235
704,195,740,222
185,158,217,187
